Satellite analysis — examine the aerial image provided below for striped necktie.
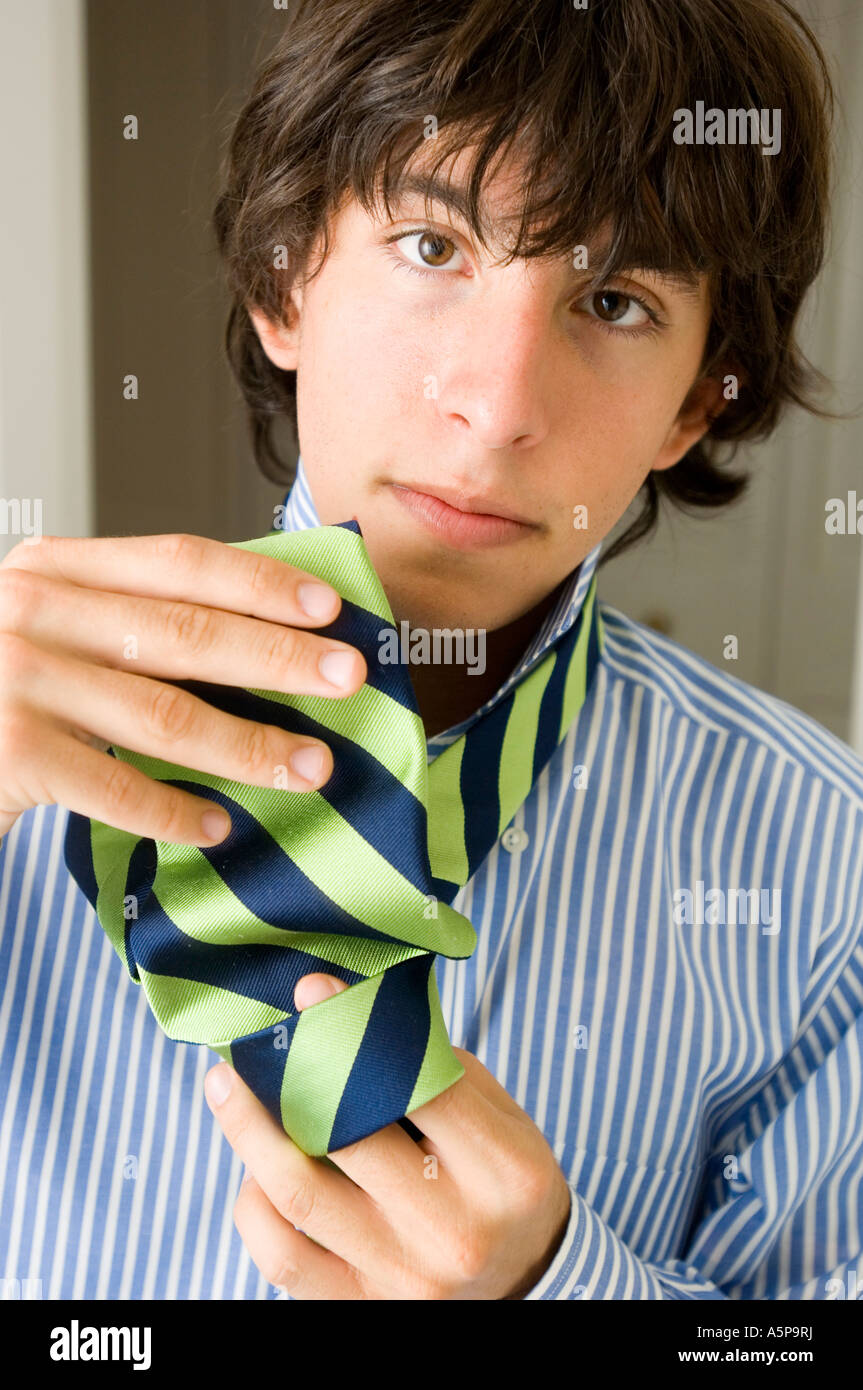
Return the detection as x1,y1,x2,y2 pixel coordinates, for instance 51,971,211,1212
65,521,603,1156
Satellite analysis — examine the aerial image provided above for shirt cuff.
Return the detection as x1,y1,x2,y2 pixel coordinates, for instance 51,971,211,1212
521,1183,588,1300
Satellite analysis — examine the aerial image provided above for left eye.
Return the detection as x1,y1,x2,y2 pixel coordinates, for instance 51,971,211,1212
583,290,651,328
397,231,463,271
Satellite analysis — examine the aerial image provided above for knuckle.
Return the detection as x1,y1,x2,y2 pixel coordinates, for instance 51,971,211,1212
164,601,217,660
277,1174,317,1231
154,790,198,844
153,532,207,575
0,541,27,571
266,1249,302,1297
256,622,300,678
101,757,146,818
506,1153,552,1210
143,682,198,745
0,568,46,632
236,719,274,778
245,550,276,605
0,706,41,767
231,1196,301,1295
0,631,37,687
0,534,55,572
447,1225,492,1284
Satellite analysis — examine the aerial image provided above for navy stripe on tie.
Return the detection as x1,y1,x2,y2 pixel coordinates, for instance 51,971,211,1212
459,696,509,881
532,596,598,782
64,810,100,916
123,836,158,979
532,644,568,784
231,1016,301,1128
163,781,397,944
532,603,590,783
316,599,418,712
127,896,368,1018
587,597,601,677
427,871,463,904
162,689,433,897
327,954,433,1152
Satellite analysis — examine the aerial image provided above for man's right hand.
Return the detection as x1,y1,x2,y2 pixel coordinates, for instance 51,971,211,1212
0,532,366,844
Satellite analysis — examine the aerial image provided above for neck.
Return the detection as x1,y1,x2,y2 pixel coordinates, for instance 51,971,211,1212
408,579,568,737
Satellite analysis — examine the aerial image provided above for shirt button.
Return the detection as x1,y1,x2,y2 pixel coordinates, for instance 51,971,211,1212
501,826,529,853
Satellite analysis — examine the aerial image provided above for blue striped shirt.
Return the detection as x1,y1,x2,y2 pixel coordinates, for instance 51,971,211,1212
1,460,862,1300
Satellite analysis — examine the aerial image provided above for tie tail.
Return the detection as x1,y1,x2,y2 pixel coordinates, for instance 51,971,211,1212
226,954,464,1156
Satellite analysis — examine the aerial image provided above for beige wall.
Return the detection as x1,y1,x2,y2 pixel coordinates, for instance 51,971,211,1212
86,0,289,544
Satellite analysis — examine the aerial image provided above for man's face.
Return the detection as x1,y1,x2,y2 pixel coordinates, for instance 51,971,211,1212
252,147,720,631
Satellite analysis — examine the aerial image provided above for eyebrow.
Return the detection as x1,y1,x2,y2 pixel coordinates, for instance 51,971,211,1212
387,172,704,300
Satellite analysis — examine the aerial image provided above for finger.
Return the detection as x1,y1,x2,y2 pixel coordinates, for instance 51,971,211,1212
403,1067,522,1180
204,1063,400,1276
1,531,345,631
234,1176,363,1300
0,711,235,845
0,567,366,700
450,1047,530,1122
23,643,335,794
293,972,349,1010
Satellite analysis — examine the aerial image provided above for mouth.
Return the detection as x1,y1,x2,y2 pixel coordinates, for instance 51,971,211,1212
390,482,537,551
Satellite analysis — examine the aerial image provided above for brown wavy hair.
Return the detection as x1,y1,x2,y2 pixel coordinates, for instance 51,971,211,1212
212,0,837,564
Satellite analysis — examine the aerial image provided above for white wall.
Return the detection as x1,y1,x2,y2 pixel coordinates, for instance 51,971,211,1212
0,0,93,559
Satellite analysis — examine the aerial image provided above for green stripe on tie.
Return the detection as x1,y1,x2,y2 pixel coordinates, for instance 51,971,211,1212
426,737,469,886
280,972,383,1153
559,581,599,738
90,820,139,970
250,681,427,802
138,966,288,1045
497,656,556,837
406,968,466,1114
233,527,391,619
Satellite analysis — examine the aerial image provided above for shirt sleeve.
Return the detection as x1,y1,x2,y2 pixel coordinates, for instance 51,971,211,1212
524,808,863,1301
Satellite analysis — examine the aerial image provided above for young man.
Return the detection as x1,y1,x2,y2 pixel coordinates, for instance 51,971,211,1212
0,0,860,1301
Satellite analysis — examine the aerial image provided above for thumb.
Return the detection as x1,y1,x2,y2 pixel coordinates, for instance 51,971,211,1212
293,972,349,1011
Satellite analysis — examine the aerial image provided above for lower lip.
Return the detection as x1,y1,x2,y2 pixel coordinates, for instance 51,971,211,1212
391,485,534,550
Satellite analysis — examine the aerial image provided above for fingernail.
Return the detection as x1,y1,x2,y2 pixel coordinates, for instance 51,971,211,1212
319,650,357,689
289,744,328,786
201,810,231,843
297,581,339,621
205,1063,232,1107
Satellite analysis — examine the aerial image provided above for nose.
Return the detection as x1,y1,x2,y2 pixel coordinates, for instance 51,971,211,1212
433,276,552,451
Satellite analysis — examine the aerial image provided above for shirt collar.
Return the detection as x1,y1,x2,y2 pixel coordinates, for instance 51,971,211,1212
278,456,602,742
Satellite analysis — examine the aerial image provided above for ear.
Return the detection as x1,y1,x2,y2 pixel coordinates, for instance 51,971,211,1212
651,372,734,473
248,289,303,371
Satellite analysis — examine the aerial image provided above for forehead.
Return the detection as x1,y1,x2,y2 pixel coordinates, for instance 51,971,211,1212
371,139,553,247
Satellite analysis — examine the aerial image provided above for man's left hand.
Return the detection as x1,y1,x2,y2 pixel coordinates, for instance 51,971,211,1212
204,973,572,1300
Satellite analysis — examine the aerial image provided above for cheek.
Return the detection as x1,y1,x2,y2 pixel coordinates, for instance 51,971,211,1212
565,371,683,482
302,274,427,422
543,376,684,541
